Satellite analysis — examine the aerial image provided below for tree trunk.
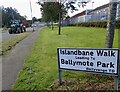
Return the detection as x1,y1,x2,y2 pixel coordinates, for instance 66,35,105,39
58,11,61,35
106,1,118,48
58,1,61,35
51,21,54,30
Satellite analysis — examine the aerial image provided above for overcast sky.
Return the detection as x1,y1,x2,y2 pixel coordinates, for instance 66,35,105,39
1,0,109,20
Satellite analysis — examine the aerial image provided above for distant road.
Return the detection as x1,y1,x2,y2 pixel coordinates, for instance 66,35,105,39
2,31,18,41
1,27,35,41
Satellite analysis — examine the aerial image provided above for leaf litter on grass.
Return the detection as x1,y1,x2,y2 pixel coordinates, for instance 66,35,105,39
48,74,116,90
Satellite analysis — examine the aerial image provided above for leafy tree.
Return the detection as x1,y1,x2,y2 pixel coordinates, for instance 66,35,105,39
38,2,66,30
2,6,26,27
32,17,37,23
37,18,43,22
57,0,90,35
38,0,90,33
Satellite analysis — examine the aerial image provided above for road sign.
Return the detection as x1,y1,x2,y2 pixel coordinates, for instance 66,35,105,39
58,48,119,76
57,48,119,90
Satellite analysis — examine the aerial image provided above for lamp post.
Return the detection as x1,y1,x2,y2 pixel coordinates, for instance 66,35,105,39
92,1,94,9
91,1,94,22
30,0,34,31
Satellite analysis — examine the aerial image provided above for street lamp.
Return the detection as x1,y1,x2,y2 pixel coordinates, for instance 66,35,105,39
92,1,94,9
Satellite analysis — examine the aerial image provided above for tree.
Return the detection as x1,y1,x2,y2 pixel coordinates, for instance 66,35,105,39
38,1,66,30
38,0,90,34
37,18,43,22
32,17,37,23
106,0,119,48
58,0,90,35
2,7,26,27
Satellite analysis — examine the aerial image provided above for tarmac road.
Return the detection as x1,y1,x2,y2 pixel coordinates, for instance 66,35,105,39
1,27,43,91
1,27,34,41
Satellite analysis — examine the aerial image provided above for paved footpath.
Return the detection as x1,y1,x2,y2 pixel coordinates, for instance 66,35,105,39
1,27,43,91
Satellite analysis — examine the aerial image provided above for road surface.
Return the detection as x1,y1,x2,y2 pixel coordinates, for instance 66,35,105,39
1,27,34,41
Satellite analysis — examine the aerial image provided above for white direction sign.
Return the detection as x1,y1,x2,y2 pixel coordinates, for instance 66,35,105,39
57,48,119,76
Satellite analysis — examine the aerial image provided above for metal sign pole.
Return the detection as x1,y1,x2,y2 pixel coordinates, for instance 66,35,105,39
114,49,119,90
114,76,118,90
58,69,62,85
58,48,62,85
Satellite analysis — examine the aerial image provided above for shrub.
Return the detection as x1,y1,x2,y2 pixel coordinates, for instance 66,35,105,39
69,19,120,29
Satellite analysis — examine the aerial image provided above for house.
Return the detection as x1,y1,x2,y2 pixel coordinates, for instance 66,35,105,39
90,3,109,21
116,2,120,19
62,18,70,26
62,2,120,25
90,3,120,21
70,10,92,23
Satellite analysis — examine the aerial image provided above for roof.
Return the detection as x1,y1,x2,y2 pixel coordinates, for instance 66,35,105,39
68,3,109,19
92,3,109,12
71,11,85,18
71,9,92,19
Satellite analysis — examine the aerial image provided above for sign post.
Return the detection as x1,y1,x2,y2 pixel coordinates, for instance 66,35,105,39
114,76,118,90
57,49,62,85
58,69,62,85
57,48,119,90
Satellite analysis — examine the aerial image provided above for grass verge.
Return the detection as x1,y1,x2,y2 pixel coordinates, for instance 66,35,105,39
1,32,32,55
0,28,9,32
12,26,118,90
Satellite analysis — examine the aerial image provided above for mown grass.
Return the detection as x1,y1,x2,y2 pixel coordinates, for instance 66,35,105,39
1,32,32,55
12,26,118,90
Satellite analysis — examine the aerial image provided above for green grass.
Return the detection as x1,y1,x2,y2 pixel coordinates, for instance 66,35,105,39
1,32,32,55
0,27,9,32
12,26,118,90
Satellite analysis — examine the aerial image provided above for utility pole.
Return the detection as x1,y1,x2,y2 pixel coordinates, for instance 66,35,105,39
105,0,119,90
30,0,34,31
0,7,2,28
106,0,118,48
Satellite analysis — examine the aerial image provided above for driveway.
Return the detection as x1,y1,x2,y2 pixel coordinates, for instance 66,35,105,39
1,27,43,91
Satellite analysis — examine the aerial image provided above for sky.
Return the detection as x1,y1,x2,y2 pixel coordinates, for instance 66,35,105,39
1,0,110,20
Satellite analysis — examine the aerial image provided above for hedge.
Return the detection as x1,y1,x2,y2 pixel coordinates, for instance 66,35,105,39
69,19,120,29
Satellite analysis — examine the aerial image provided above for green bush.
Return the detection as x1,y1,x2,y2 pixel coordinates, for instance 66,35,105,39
69,19,120,29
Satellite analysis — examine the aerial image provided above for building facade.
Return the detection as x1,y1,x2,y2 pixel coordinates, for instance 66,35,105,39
62,3,120,26
90,3,109,21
